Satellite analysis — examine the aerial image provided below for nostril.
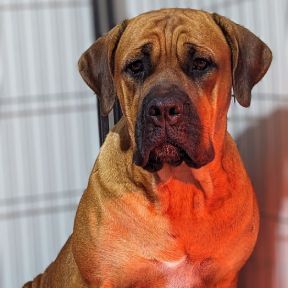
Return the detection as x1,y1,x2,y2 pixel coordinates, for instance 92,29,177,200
168,106,181,116
149,106,162,117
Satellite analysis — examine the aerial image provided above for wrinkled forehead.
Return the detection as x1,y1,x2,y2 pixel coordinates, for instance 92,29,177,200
116,9,228,62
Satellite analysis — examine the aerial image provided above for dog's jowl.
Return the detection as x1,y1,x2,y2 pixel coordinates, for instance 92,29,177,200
24,8,272,288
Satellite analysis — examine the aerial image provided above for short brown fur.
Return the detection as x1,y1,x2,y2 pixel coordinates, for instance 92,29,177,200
24,8,272,288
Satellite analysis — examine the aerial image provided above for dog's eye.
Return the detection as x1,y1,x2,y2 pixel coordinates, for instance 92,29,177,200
124,54,153,81
192,58,209,71
126,60,145,75
183,55,215,78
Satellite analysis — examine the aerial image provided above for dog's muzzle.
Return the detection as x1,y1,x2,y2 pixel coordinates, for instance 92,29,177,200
133,85,215,172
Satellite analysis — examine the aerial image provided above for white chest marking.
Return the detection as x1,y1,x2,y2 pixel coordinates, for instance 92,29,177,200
162,255,187,269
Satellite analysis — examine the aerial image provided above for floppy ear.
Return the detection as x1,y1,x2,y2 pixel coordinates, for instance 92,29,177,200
212,13,272,107
78,21,128,116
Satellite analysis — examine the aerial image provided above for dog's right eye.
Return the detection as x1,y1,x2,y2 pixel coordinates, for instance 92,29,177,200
127,60,144,74
125,60,145,78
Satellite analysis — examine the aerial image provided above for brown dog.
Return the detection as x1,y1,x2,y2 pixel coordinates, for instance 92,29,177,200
24,8,272,288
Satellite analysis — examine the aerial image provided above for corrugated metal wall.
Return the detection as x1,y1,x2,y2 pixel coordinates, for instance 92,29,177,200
0,0,98,287
0,0,287,287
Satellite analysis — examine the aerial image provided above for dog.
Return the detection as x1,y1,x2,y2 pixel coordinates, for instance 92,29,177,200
24,8,272,288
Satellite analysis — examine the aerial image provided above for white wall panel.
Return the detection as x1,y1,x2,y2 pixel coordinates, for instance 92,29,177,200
0,0,98,287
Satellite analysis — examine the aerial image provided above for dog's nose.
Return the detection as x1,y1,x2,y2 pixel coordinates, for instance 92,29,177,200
147,96,185,126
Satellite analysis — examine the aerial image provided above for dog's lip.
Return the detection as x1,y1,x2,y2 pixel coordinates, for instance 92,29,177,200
134,140,214,172
133,142,177,167
153,142,181,157
152,143,183,163
134,142,186,168
132,146,150,167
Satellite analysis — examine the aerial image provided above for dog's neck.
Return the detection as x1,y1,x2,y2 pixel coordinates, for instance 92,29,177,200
157,163,213,194
155,133,228,192
154,131,231,212
156,163,215,203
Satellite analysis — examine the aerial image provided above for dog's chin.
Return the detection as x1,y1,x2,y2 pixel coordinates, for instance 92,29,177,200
135,143,202,172
133,141,215,173
144,143,184,172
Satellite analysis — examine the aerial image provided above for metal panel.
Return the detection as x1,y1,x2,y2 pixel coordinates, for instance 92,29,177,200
0,0,98,287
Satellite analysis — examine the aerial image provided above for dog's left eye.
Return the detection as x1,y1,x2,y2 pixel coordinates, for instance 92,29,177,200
192,58,210,71
183,55,215,78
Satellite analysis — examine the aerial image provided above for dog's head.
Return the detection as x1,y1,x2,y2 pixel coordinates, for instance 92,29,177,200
79,9,272,172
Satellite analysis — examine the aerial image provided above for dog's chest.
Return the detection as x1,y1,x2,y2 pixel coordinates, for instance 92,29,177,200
156,179,223,249
152,181,222,286
95,188,223,286
92,179,254,287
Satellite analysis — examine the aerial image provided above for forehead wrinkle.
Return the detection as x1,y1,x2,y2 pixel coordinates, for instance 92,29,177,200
154,15,186,59
181,10,226,44
183,42,217,57
116,10,229,72
127,13,187,48
127,42,152,57
138,18,189,63
118,41,158,71
145,13,218,59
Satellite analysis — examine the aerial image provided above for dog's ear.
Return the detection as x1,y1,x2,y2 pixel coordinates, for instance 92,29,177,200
78,21,128,116
212,13,272,107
